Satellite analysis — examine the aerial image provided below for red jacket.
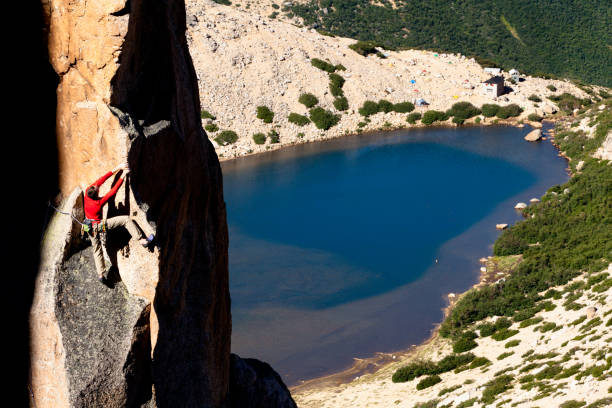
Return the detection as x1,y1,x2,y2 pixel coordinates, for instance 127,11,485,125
84,171,124,222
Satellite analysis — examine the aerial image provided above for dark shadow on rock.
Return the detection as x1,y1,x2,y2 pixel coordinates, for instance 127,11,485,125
504,85,515,94
111,0,231,406
229,354,298,408
19,1,59,405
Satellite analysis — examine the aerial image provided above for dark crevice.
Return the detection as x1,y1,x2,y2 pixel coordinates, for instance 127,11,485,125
21,1,59,405
110,0,174,127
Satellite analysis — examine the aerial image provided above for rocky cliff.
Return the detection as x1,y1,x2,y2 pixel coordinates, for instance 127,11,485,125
30,0,294,407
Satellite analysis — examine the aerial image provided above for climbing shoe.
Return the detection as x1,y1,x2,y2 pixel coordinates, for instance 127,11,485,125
140,234,155,248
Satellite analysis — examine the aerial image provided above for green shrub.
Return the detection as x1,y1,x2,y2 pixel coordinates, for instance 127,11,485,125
392,360,437,382
407,112,422,124
311,58,336,73
491,329,519,341
513,308,536,322
535,364,562,380
505,339,520,348
214,130,238,146
559,401,586,408
377,99,393,113
547,84,557,92
593,278,612,293
256,106,274,123
329,73,345,89
447,102,481,120
497,351,514,360
414,399,440,408
438,384,462,396
549,93,590,112
436,353,476,372
359,100,380,117
496,104,523,119
481,375,513,404
452,117,465,125
495,318,512,330
527,113,543,122
481,104,500,117
299,93,319,108
519,317,543,328
205,123,219,132
333,97,349,111
456,398,478,408
422,110,447,125
335,64,346,71
416,375,442,390
586,397,612,408
201,110,216,120
392,353,475,383
528,94,542,102
252,132,267,144
330,84,344,97
348,40,380,57
538,322,557,332
309,107,340,130
469,357,490,368
453,337,478,353
392,102,415,113
475,117,481,124
288,113,311,126
477,322,497,337
268,129,280,144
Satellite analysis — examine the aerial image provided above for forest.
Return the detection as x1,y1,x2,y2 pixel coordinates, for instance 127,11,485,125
289,0,612,87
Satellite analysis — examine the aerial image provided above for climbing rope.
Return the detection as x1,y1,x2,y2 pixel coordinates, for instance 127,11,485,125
47,201,88,226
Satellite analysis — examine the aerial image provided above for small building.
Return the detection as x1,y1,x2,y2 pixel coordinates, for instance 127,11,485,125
482,76,504,97
509,69,520,82
484,67,502,75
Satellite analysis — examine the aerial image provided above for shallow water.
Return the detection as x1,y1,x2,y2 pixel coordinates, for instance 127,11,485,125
222,124,568,385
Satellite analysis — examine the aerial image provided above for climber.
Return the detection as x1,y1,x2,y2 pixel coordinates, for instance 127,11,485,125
84,163,154,284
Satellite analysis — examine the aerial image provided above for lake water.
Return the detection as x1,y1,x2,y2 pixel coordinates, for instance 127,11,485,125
221,125,568,385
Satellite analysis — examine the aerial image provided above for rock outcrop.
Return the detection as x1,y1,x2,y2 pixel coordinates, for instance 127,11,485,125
229,354,298,408
524,129,542,141
31,0,233,406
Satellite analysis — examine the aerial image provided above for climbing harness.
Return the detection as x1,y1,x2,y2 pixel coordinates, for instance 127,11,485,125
46,201,106,240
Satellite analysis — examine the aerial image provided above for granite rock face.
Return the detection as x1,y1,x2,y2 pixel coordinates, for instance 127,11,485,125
31,0,231,406
229,354,298,408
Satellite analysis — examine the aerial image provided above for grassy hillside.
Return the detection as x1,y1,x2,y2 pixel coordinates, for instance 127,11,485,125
289,0,612,87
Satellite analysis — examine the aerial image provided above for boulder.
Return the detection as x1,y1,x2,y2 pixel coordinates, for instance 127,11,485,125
514,202,528,209
229,354,297,408
524,129,542,141
542,104,557,114
529,198,540,203
496,224,508,230
586,306,597,319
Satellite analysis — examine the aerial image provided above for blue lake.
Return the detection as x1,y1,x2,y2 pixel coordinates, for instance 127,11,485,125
221,125,568,385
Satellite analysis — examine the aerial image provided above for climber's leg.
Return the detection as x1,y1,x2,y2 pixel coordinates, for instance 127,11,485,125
91,233,106,279
106,215,153,247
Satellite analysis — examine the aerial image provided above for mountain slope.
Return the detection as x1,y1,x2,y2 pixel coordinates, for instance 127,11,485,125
288,0,612,87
